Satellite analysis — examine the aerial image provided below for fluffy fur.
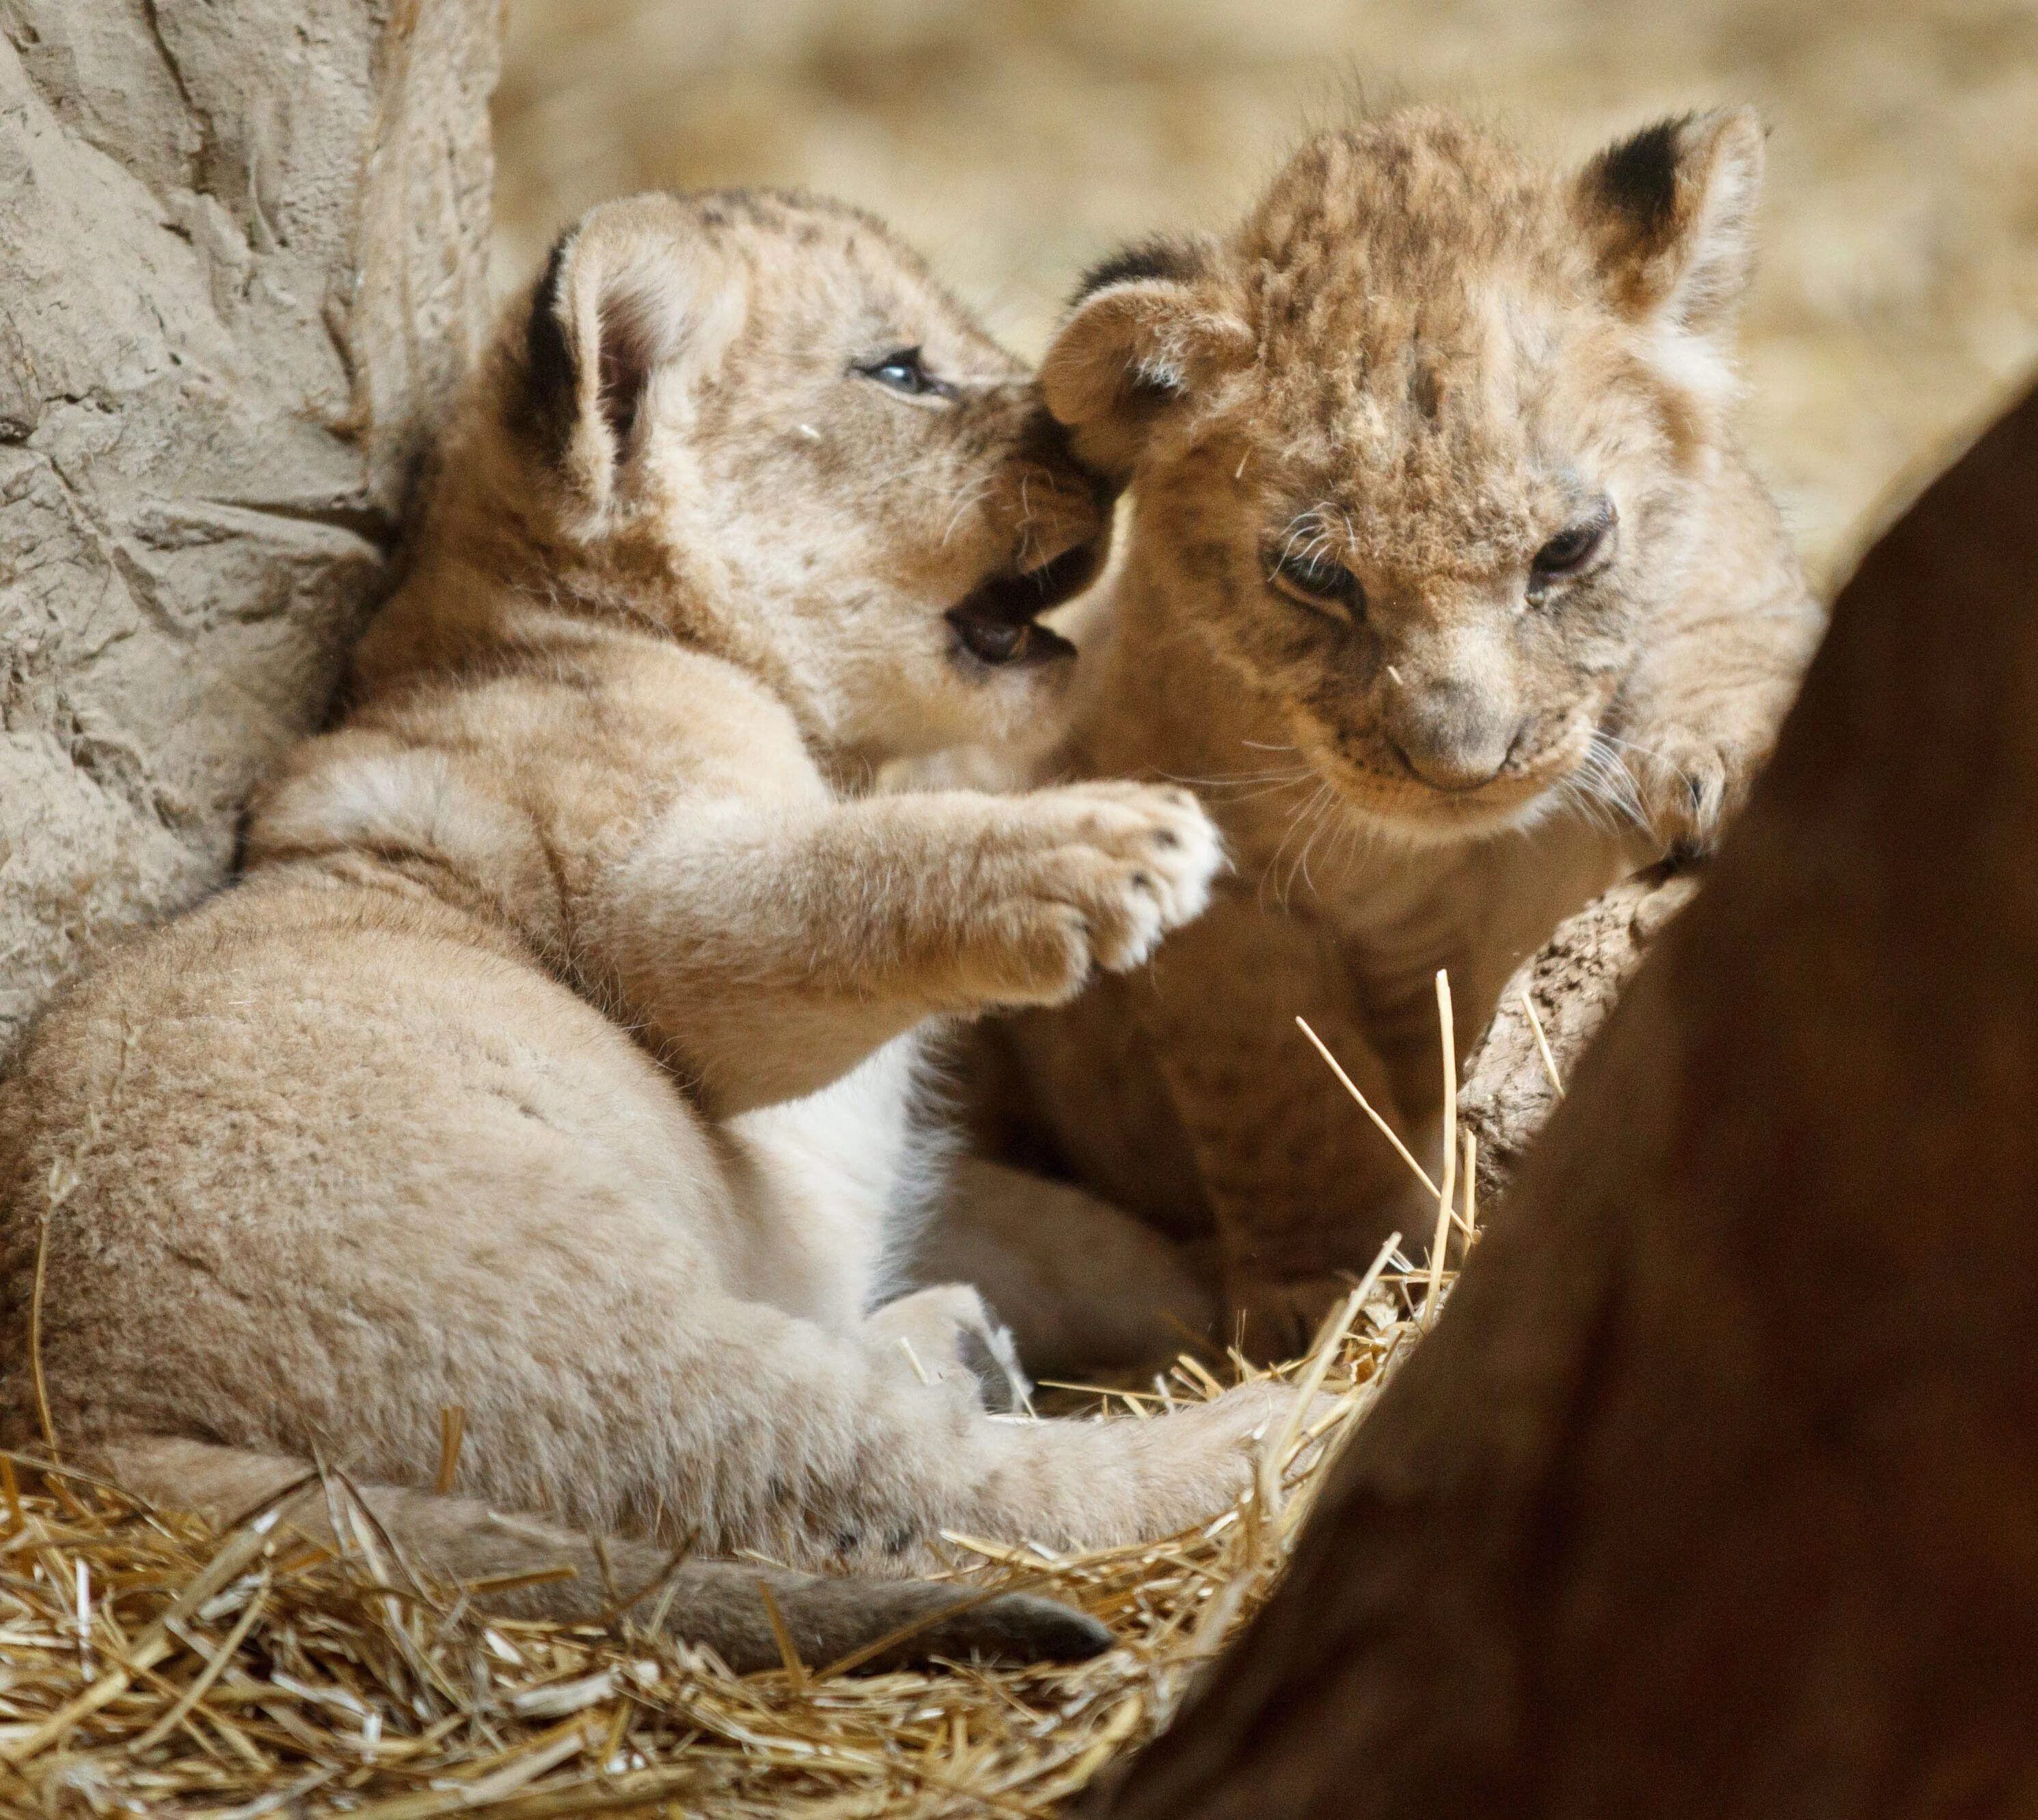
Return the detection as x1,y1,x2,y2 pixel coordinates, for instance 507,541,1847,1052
0,191,1307,1671
941,109,1825,1359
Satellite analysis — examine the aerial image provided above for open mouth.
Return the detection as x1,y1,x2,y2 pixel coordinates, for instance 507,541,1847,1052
945,540,1102,668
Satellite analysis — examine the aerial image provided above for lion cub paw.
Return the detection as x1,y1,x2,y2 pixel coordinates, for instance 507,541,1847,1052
1620,712,1781,859
865,1283,1031,1415
1155,1378,1348,1511
964,783,1223,1003
1224,1270,1365,1366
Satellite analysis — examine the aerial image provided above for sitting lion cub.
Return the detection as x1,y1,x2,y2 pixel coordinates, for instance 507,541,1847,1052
0,191,1303,1672
936,109,1826,1361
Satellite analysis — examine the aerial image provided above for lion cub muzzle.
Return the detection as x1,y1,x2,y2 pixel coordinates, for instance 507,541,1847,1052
946,537,1096,668
1378,659,1525,794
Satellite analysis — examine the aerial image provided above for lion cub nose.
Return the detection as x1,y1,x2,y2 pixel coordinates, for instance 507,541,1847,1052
1384,682,1517,793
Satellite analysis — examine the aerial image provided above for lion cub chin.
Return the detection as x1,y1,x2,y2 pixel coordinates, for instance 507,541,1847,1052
928,109,1827,1365
0,191,1310,1673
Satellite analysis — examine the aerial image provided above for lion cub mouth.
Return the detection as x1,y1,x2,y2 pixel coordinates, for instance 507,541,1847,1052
945,540,1102,668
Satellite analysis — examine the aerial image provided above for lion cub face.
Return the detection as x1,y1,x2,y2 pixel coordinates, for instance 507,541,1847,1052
508,191,1111,766
1044,109,1767,841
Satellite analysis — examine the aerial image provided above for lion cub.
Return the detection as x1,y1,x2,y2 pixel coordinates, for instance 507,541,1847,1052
0,192,1303,1672
938,109,1825,1359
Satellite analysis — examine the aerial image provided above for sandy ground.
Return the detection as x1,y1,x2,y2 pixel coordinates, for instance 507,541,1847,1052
492,0,2038,586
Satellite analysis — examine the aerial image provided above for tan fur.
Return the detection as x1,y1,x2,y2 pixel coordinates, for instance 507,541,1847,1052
960,110,1825,1358
0,191,1308,1669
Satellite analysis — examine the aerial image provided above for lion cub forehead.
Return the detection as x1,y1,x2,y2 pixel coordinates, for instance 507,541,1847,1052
573,188,1011,367
1215,118,1664,512
743,194,1016,369
1237,116,1592,364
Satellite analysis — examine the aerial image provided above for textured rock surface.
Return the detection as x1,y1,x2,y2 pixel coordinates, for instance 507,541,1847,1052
0,0,498,1057
1459,872,1700,1205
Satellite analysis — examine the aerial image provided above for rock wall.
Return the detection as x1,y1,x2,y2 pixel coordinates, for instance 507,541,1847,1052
0,0,498,1057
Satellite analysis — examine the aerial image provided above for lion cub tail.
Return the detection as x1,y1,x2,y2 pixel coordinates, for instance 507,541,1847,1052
92,1437,1109,1674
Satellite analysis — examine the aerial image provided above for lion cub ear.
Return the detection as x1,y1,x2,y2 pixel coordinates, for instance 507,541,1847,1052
521,197,744,517
1572,109,1765,338
1040,237,1253,481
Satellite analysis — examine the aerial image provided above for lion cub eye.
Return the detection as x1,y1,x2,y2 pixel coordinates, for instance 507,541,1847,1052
1267,549,1365,624
856,347,953,400
1531,501,1617,584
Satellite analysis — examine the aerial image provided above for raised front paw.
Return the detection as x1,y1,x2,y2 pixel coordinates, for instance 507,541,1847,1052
963,782,1225,1003
865,1283,1031,1415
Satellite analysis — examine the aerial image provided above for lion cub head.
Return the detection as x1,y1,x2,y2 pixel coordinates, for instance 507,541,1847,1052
1044,108,1769,840
413,191,1111,768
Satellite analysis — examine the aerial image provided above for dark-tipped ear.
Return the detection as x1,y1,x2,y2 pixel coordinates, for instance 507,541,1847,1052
1040,235,1251,482
1573,109,1765,336
518,197,741,513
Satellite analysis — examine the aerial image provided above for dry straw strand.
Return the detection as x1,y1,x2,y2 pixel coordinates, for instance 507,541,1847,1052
1522,987,1564,1096
1422,970,1458,1328
435,1406,467,1495
1293,1016,1439,1197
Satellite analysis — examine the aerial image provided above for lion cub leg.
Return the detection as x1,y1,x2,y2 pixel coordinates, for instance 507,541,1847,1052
1128,895,1425,1361
865,1279,1033,1413
716,1303,1311,1571
393,1283,1307,1575
914,1156,1221,1380
588,780,1225,1115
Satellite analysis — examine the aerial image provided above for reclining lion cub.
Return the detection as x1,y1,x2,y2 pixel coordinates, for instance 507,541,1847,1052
0,191,1304,1672
939,109,1825,1361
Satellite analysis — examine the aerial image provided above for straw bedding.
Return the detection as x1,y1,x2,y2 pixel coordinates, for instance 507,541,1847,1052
0,1003,1480,1819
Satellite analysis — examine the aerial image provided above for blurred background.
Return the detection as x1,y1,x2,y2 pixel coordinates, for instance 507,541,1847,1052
493,0,2038,588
